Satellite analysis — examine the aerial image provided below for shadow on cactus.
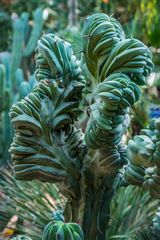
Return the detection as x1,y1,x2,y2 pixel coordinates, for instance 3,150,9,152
10,13,155,240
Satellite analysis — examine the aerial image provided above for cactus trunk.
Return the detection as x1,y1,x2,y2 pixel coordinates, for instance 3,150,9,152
82,178,115,240
63,167,117,240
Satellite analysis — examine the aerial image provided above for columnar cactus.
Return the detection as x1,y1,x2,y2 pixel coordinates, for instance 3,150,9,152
0,63,12,164
10,13,154,239
0,61,36,165
11,8,43,83
0,8,41,165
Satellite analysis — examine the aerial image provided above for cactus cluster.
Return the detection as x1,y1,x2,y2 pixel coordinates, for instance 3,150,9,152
125,118,160,198
10,13,154,240
0,8,43,165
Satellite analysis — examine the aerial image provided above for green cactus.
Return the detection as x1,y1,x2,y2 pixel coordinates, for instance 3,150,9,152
0,64,12,164
10,18,25,84
23,8,43,57
10,13,154,240
125,118,160,199
11,7,43,83
0,61,37,165
0,7,42,165
42,219,84,240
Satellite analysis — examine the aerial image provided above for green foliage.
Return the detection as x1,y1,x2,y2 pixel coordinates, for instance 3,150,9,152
9,13,154,240
139,0,160,48
0,167,63,239
135,207,160,239
107,186,158,239
0,10,11,51
11,0,46,16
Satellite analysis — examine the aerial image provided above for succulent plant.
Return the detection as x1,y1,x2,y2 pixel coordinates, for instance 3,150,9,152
125,118,160,199
10,13,154,240
0,7,42,165
42,219,84,240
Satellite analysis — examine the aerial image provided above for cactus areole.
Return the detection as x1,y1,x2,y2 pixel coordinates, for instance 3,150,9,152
10,14,154,240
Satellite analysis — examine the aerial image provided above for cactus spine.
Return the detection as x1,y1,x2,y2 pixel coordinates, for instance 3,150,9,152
10,14,154,240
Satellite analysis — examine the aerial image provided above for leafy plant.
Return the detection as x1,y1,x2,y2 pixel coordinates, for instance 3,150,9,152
0,166,63,239
107,186,158,239
9,13,157,240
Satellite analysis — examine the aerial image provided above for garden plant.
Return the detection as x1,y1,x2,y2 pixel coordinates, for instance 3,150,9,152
0,7,43,165
9,13,160,240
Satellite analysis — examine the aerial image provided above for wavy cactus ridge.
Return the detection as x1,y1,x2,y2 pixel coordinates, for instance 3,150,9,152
99,38,153,84
83,13,125,78
35,34,84,86
84,73,141,149
10,78,85,182
83,13,153,85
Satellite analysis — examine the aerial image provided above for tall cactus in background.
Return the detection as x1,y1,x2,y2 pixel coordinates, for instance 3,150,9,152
10,13,154,240
0,7,43,165
0,64,12,165
11,7,43,83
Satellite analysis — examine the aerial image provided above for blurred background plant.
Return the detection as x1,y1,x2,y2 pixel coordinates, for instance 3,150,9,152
0,0,160,239
0,164,64,239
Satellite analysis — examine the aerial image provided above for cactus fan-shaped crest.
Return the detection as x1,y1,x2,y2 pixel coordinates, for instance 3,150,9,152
10,34,85,183
83,13,153,154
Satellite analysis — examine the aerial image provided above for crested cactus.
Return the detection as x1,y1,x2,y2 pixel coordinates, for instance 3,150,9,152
10,13,154,240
